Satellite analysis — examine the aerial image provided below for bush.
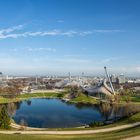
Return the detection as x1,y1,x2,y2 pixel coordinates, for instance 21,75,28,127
57,93,63,98
89,121,104,127
0,106,11,129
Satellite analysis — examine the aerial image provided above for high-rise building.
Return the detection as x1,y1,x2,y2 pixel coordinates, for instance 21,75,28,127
117,74,125,84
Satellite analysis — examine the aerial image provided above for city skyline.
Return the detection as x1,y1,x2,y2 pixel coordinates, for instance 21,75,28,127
0,0,140,76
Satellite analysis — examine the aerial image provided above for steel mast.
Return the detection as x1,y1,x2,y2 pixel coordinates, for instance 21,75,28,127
104,66,115,95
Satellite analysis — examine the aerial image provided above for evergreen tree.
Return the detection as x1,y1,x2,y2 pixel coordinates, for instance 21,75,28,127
0,106,11,129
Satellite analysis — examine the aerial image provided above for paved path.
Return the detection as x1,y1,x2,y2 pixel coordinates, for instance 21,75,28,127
0,122,139,135
21,89,64,94
30,89,64,93
122,135,140,140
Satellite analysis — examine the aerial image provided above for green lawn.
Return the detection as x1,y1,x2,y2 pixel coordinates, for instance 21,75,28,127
0,126,140,140
0,92,98,105
120,95,140,103
0,92,66,104
69,93,99,104
17,92,65,99
131,95,140,102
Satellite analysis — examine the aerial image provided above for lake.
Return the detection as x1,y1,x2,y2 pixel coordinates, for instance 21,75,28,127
3,98,136,128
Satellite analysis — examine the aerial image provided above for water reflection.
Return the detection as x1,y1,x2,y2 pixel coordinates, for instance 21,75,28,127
0,98,140,128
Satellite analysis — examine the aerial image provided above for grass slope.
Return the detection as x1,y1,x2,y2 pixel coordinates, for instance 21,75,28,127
69,93,98,104
0,126,140,140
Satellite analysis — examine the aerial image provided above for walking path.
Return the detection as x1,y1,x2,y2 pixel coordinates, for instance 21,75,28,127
0,122,139,135
30,89,64,93
122,135,140,140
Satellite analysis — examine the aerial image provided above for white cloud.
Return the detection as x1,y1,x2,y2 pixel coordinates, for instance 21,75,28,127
93,29,123,33
27,47,56,52
27,32,42,36
79,31,93,36
0,24,123,39
61,30,78,37
0,25,23,35
9,46,56,53
41,30,61,36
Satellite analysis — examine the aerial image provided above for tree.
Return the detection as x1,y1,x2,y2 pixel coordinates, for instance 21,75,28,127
113,104,119,122
0,106,11,129
100,102,111,122
114,94,121,103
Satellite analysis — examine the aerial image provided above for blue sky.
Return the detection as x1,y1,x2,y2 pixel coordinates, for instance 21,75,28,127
0,0,140,76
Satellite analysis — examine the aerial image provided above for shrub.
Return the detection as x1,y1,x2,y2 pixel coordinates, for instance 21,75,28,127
89,121,104,127
0,106,11,129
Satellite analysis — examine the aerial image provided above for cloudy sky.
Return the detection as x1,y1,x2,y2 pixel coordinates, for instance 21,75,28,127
0,0,140,76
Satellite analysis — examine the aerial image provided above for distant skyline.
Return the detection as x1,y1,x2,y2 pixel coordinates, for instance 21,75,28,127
0,0,140,76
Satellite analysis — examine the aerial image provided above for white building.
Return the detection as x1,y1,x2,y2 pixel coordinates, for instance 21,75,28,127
117,74,125,84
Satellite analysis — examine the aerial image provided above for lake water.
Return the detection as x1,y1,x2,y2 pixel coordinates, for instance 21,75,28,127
11,98,107,128
5,98,134,128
